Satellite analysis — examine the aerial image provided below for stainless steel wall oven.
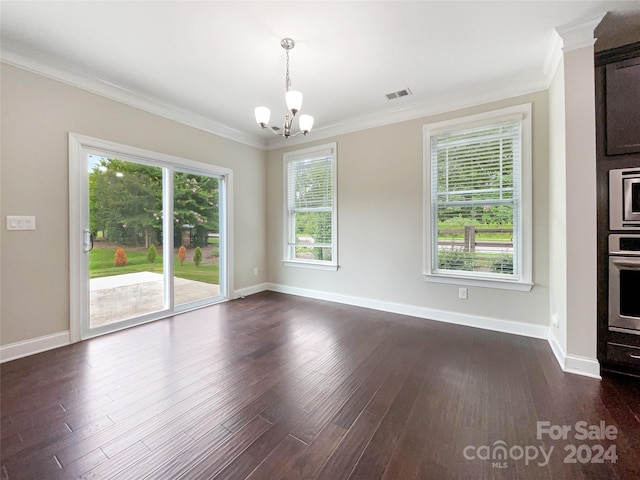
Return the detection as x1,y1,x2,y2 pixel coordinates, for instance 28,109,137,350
610,167,640,230
609,234,640,335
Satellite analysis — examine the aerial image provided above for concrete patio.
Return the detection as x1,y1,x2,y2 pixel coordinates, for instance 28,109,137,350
90,272,220,326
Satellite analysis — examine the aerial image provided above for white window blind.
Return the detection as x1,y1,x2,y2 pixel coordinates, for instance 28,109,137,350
284,144,337,267
425,107,531,288
431,122,520,209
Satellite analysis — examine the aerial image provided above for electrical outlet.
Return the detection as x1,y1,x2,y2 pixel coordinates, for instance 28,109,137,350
253,267,258,276
551,313,559,327
458,287,468,299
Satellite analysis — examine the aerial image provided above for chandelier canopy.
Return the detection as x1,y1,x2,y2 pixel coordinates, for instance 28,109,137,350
254,38,314,139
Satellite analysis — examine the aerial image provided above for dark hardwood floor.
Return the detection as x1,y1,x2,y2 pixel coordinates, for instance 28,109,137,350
1,291,639,480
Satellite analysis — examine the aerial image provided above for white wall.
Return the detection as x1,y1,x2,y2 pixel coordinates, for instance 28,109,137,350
546,37,599,375
0,45,602,370
548,56,568,351
267,92,550,331
563,46,598,359
0,63,267,346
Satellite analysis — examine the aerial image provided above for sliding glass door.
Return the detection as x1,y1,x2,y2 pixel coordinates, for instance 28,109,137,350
70,135,230,340
88,156,167,328
172,170,223,309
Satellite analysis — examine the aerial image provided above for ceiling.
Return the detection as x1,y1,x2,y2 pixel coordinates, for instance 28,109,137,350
2,1,640,148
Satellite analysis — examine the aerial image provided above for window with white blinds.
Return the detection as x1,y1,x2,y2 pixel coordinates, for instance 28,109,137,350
423,105,532,291
284,143,337,269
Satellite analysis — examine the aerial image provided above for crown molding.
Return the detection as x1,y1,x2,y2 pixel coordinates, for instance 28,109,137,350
1,48,267,150
543,12,607,88
543,30,564,86
265,80,548,150
555,12,606,53
2,45,550,153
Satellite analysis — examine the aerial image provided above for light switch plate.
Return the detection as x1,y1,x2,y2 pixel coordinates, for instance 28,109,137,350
6,216,36,231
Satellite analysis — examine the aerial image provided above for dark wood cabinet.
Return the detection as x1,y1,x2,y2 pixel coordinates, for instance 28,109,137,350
605,57,640,155
596,41,640,378
606,342,640,368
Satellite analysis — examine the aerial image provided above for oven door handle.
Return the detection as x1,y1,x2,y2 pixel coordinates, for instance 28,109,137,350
610,257,640,268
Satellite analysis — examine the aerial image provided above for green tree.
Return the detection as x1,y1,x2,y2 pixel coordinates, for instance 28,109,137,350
193,246,202,267
173,173,219,247
90,159,220,248
147,244,157,263
90,158,162,246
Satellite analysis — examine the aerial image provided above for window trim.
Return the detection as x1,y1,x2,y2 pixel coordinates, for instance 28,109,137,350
283,142,338,271
423,104,533,291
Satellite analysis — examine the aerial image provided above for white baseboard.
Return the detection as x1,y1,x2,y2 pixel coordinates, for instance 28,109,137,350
547,329,601,379
547,329,566,368
267,282,604,379
1,285,601,381
233,282,269,299
266,282,549,339
564,355,601,379
0,330,71,363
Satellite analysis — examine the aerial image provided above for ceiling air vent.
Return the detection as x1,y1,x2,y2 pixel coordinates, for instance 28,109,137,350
385,88,413,100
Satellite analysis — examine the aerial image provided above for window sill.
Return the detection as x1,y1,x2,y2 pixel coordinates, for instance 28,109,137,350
423,273,533,292
283,260,339,272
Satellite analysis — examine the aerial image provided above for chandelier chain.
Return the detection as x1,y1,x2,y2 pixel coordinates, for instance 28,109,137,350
285,48,291,92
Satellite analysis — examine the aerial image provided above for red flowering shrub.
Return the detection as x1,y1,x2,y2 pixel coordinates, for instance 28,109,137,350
114,247,128,267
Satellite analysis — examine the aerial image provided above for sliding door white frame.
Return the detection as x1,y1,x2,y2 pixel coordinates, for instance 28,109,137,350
69,133,233,342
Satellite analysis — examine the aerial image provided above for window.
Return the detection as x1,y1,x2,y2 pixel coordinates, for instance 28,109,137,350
423,104,532,291
284,143,337,270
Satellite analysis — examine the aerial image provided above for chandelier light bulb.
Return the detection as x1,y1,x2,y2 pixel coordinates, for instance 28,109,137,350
285,90,303,114
299,114,314,133
255,107,270,126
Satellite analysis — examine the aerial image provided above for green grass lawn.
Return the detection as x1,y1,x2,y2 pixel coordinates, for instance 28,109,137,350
90,248,219,284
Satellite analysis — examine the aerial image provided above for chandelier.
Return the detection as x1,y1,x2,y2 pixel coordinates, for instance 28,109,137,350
254,38,314,139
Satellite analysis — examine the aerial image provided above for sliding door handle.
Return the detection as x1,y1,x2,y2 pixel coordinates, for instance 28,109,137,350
83,230,94,253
